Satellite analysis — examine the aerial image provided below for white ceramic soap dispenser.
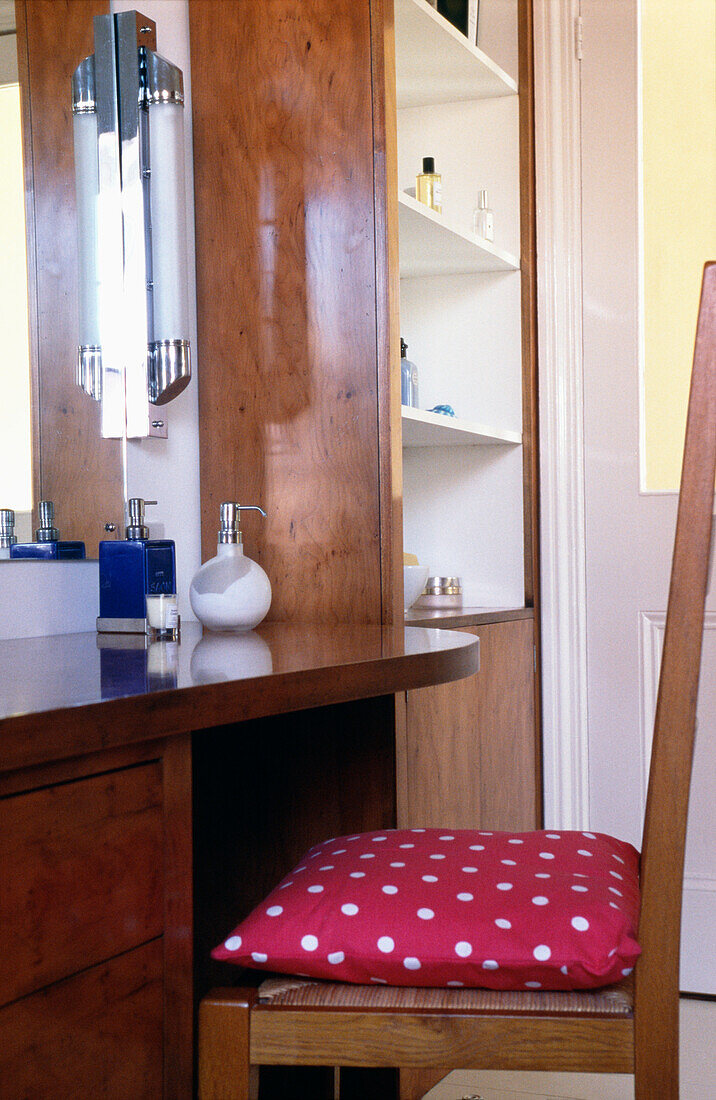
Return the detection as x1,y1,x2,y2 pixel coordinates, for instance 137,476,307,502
189,502,272,632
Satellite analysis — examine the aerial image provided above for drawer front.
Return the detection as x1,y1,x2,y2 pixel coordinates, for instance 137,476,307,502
0,762,163,1005
0,938,163,1098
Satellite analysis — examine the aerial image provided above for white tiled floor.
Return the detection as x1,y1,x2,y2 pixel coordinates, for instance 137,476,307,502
423,998,716,1100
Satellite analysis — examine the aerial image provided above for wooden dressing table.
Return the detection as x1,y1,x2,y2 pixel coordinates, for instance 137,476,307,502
0,622,478,1097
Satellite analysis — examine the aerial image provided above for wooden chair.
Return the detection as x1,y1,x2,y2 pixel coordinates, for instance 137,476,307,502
198,262,716,1100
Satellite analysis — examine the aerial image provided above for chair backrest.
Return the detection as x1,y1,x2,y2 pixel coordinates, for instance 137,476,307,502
636,263,716,1023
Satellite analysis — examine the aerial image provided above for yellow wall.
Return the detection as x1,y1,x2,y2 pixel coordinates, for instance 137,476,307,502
641,0,716,491
0,81,33,512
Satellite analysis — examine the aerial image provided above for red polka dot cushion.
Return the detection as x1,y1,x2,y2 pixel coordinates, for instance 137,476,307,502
212,828,641,990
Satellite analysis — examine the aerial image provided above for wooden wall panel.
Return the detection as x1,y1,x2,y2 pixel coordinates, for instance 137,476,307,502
404,626,485,829
20,0,123,554
371,0,404,625
190,0,385,623
518,0,540,612
476,618,539,829
403,618,539,831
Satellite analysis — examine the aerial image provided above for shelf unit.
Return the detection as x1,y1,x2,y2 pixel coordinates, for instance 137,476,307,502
401,405,520,448
395,0,528,613
397,192,519,277
394,0,517,108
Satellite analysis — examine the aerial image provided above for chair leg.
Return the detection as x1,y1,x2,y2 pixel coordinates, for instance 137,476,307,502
399,1067,450,1099
199,988,258,1099
634,988,679,1099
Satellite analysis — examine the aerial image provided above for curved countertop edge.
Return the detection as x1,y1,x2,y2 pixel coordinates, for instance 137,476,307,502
0,625,479,774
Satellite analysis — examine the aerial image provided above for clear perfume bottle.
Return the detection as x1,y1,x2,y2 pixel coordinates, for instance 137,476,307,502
400,339,419,408
473,189,494,241
400,338,412,405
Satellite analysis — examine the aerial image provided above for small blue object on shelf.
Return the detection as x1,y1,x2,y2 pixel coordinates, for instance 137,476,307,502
428,404,456,417
10,499,86,560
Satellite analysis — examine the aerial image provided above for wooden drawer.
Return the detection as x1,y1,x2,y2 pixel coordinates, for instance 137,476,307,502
0,762,163,1006
0,938,163,1098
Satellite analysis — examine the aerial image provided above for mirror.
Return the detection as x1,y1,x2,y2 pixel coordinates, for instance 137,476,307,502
0,0,33,544
0,0,124,556
1,0,199,584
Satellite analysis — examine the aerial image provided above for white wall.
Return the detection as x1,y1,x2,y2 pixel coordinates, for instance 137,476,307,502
0,560,99,640
0,28,17,80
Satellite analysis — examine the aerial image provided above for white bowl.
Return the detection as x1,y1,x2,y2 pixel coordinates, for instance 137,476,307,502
403,564,429,609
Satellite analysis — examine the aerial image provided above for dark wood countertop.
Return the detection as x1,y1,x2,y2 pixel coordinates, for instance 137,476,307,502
0,622,478,774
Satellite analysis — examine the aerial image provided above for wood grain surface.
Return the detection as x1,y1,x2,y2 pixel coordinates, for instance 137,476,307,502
517,0,544,828
0,623,478,774
0,762,162,1006
475,618,539,830
250,1008,634,1073
371,0,404,626
0,938,164,1097
161,735,194,1100
402,619,538,830
634,263,716,1096
20,0,124,554
518,0,540,613
190,0,385,623
199,989,258,1100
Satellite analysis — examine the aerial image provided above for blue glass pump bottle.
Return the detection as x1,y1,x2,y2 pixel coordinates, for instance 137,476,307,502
10,500,86,560
97,497,176,634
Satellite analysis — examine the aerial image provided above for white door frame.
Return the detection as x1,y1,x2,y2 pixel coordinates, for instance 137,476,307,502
533,0,590,829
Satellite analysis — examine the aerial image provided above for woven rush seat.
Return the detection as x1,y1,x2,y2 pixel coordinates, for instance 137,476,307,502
257,975,634,1017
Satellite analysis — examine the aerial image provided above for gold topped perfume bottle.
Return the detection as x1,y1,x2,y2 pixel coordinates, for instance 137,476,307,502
416,157,442,214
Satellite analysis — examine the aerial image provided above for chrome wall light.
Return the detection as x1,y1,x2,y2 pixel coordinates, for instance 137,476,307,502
72,11,191,439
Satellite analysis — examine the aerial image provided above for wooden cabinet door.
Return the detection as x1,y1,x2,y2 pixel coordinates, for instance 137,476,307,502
399,618,539,831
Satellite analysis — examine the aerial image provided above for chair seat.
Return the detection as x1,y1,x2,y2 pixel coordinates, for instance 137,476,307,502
257,974,634,1017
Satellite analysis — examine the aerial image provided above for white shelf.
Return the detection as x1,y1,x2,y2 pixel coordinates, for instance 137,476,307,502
394,0,517,109
398,193,519,277
401,406,521,448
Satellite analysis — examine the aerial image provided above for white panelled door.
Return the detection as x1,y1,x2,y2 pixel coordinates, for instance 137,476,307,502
579,0,716,993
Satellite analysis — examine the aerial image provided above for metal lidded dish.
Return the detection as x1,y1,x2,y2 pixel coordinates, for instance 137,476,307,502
414,576,463,609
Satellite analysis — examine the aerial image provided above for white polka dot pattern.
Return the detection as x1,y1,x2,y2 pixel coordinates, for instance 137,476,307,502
212,828,641,990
